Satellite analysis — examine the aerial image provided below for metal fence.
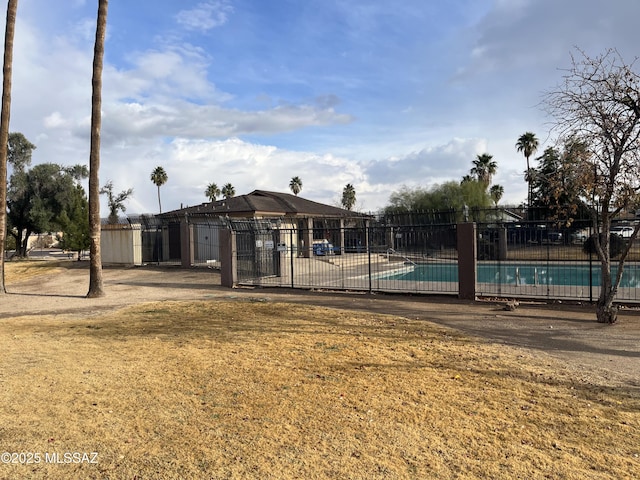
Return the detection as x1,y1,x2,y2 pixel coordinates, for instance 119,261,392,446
235,223,460,295
128,214,227,267
126,207,640,303
475,216,640,303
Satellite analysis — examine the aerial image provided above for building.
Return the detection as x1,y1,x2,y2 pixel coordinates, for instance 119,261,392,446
153,190,371,265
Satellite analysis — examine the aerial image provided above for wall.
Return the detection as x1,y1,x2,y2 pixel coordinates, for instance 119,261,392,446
101,224,142,266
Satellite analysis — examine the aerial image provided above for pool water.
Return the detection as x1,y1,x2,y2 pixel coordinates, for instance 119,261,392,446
381,263,640,288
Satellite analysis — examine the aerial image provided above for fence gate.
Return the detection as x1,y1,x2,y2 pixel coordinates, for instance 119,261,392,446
233,220,281,284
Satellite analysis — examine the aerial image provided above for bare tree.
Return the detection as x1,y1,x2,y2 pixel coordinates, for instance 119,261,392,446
0,0,19,294
544,48,640,323
87,0,108,298
100,180,133,224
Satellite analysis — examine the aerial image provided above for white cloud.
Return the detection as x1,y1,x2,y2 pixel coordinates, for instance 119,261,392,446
365,138,487,186
6,0,640,216
176,1,233,32
103,137,367,213
93,100,353,145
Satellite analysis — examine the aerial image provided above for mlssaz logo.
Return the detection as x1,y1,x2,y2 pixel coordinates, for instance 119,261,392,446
45,452,99,464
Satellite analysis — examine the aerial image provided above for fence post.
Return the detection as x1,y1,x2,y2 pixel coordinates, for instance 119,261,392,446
161,225,169,262
498,226,507,261
290,229,295,289
180,217,194,268
220,229,237,288
457,222,477,300
367,220,372,293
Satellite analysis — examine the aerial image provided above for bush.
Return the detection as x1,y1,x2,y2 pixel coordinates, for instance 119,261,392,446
4,235,16,251
477,239,498,260
582,233,626,258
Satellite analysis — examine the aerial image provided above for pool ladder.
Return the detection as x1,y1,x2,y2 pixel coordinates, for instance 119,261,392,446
386,248,417,265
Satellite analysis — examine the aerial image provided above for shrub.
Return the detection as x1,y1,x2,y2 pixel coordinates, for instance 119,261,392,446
582,233,626,258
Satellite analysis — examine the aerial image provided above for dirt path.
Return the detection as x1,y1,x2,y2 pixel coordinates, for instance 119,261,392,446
3,262,640,390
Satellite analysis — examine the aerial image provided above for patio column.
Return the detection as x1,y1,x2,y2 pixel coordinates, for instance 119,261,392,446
302,217,313,258
386,226,394,251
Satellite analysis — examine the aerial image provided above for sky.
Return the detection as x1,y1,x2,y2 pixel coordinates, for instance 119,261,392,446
4,0,640,215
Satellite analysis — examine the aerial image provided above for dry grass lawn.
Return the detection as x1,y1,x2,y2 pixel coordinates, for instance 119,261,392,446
0,263,639,479
3,260,60,284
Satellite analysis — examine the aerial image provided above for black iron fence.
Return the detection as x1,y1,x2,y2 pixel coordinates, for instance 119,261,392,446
474,214,640,303
234,223,460,295
126,207,640,303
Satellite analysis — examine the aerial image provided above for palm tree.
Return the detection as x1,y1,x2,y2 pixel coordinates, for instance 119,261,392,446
221,183,235,199
289,176,303,196
516,132,539,208
460,174,474,184
0,0,19,294
150,166,168,213
489,184,504,206
205,182,220,202
470,153,497,187
87,0,108,298
341,183,356,211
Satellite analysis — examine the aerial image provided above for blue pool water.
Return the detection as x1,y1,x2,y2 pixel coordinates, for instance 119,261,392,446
381,263,640,288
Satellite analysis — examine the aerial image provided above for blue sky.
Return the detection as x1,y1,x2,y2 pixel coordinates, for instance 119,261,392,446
5,0,640,214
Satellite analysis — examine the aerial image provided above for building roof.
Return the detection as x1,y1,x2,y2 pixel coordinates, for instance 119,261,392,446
160,190,368,219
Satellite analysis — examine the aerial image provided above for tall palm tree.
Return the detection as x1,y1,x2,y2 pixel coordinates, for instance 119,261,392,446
87,0,108,298
460,174,474,184
516,132,539,208
221,183,235,199
205,182,220,202
0,0,18,295
150,166,168,213
470,153,497,187
489,184,504,206
289,176,302,196
341,183,356,211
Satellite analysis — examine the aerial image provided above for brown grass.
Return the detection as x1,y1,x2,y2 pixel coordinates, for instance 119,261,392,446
3,259,63,284
0,265,639,479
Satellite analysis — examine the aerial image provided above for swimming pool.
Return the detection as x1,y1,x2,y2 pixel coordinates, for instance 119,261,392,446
380,262,640,288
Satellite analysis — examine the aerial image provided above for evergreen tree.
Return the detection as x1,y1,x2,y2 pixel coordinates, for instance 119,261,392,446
57,185,90,260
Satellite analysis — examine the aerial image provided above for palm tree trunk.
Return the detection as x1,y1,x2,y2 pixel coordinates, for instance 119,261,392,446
157,185,162,213
0,0,18,294
87,0,108,298
526,155,531,209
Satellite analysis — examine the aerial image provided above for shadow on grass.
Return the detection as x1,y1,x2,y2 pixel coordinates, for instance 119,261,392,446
51,298,640,405
7,292,86,299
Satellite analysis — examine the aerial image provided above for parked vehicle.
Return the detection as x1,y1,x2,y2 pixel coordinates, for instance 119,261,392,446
506,225,564,245
313,240,334,256
571,228,590,243
611,226,636,239
541,230,563,244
